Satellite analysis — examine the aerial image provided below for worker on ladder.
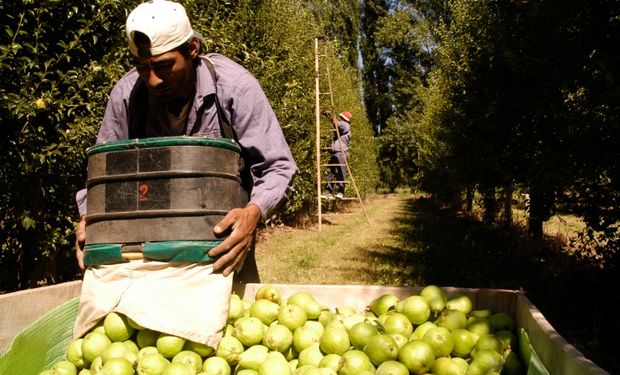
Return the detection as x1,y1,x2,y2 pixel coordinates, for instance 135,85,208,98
323,111,352,200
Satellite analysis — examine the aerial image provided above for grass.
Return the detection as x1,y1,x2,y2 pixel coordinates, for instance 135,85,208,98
255,193,618,374
256,192,418,285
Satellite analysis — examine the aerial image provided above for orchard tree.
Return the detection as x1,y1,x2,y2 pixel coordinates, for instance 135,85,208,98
0,0,130,290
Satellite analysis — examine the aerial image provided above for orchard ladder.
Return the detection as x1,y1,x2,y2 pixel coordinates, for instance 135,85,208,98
314,37,370,232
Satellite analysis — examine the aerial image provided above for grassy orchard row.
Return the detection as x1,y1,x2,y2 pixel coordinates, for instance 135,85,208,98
38,285,524,374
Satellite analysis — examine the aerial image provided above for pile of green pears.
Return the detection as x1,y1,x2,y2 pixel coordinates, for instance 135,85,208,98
39,285,525,374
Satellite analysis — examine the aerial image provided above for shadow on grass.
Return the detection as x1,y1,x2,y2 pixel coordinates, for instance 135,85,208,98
364,196,617,373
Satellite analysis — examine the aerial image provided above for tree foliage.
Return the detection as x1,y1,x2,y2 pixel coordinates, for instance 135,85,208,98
0,0,130,291
369,1,444,191
416,0,620,259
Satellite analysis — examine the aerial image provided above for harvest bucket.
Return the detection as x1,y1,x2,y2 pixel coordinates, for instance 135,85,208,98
83,136,248,265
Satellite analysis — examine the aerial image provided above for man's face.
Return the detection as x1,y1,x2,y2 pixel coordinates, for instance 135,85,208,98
134,47,196,104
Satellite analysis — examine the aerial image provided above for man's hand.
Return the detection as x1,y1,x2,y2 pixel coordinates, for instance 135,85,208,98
209,204,262,277
75,215,86,271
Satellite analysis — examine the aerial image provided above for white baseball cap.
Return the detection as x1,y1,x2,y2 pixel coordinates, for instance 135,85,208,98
126,0,204,57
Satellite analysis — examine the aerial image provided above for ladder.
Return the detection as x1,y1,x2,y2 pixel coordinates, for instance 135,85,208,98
314,37,370,231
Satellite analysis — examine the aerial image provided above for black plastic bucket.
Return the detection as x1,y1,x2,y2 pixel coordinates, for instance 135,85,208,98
84,136,248,246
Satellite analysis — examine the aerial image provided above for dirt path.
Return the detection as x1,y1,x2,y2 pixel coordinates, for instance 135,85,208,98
254,194,417,285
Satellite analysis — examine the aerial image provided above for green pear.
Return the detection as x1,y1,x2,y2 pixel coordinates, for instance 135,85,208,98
436,309,467,331
81,331,111,364
250,299,280,325
341,312,366,331
364,333,399,366
161,362,193,375
101,357,133,375
337,350,374,375
348,321,379,350
318,353,341,370
298,343,324,367
410,321,437,340
65,339,85,368
287,292,322,319
304,320,325,336
470,309,492,319
215,336,244,366
254,285,282,304
420,285,447,315
450,328,479,358
467,317,492,337
172,350,202,373
101,341,137,366
389,333,408,349
496,329,517,351
503,350,524,375
103,312,134,342
201,356,231,375
137,329,160,349
137,352,170,375
375,360,409,375
472,334,503,355
183,340,214,358
470,349,504,373
138,346,159,360
318,310,334,327
258,351,291,375
445,295,473,315
238,344,269,371
278,304,307,331
422,326,454,357
382,312,413,337
319,321,350,355
488,312,514,332
233,317,265,346
89,356,102,374
336,306,357,317
397,340,435,374
228,294,244,324
156,334,186,359
430,357,465,375
263,324,293,352
52,360,77,375
293,325,322,352
397,295,430,325
369,294,400,316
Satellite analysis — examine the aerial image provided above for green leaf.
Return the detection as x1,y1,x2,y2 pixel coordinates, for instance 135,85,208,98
21,216,36,230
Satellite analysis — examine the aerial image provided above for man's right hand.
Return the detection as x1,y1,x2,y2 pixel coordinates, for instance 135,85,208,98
75,215,86,271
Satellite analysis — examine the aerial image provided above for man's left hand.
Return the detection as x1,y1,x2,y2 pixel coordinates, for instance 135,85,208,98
209,203,262,276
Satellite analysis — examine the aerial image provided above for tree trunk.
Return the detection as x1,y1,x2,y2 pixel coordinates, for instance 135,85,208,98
528,186,545,240
482,187,498,224
503,182,513,227
465,186,474,213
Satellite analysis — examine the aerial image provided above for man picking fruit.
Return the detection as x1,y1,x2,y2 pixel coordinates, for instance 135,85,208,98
72,0,296,349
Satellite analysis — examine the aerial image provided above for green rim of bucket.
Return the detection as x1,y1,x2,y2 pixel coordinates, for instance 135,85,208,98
86,136,241,156
83,243,123,265
83,240,222,265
